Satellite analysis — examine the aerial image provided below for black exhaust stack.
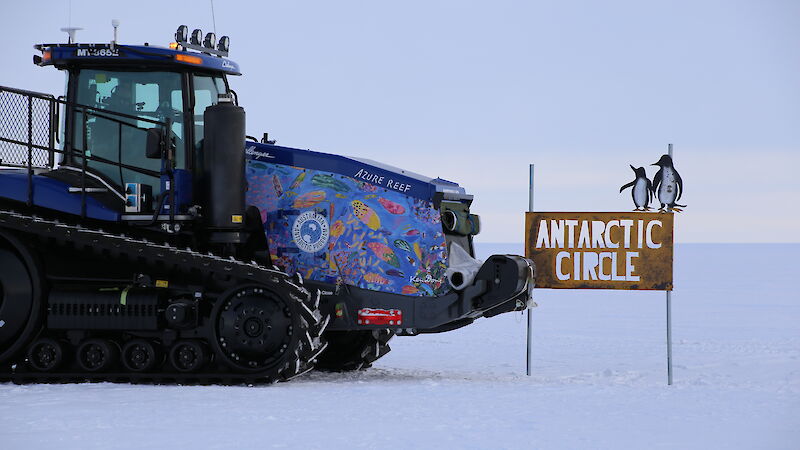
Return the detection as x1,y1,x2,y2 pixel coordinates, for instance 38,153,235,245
200,96,247,243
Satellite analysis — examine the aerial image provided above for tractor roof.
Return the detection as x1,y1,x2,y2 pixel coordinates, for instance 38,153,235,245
34,43,241,76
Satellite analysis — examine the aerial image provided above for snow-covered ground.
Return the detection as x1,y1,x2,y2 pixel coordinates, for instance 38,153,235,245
1,243,797,449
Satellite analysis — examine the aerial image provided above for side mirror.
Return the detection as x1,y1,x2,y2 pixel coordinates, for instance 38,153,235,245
145,128,164,159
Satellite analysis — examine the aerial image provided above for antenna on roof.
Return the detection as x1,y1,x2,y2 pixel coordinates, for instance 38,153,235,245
210,0,217,35
62,0,80,44
60,27,82,44
111,19,120,49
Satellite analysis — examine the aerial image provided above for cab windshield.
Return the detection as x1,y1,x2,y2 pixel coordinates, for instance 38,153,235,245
73,69,185,192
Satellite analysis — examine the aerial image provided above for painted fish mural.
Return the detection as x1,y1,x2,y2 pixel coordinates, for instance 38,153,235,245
293,190,326,208
331,220,345,237
358,181,378,192
352,200,381,231
402,285,419,295
312,174,350,193
394,239,412,252
272,175,283,197
367,242,401,268
364,272,390,285
402,228,420,237
378,197,406,215
288,171,306,190
245,161,449,297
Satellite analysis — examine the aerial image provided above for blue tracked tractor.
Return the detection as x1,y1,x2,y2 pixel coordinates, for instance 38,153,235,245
0,26,534,384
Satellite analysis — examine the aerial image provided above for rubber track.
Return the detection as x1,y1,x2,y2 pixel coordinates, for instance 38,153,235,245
316,329,394,372
0,209,329,385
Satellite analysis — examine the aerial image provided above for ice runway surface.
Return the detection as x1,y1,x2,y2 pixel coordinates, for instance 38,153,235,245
1,244,798,449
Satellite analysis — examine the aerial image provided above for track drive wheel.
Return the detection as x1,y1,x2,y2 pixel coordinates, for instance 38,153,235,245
211,280,328,382
315,329,394,372
76,339,119,372
27,338,66,372
0,233,43,366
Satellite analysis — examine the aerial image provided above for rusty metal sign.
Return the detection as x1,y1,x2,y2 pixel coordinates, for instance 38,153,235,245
525,212,673,290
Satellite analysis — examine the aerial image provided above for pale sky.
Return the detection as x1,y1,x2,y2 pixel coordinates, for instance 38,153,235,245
2,0,798,242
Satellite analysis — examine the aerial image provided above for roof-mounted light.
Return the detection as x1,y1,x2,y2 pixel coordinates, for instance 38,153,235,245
190,29,203,46
175,54,203,65
173,25,229,58
203,32,216,49
217,36,230,53
175,25,188,43
33,49,51,66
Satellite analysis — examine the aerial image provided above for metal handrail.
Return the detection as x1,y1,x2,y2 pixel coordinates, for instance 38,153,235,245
1,85,166,126
0,85,176,221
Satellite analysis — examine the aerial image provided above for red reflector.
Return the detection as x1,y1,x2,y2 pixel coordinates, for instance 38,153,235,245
357,308,402,326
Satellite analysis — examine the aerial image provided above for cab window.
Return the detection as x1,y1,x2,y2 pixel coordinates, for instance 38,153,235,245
73,70,185,193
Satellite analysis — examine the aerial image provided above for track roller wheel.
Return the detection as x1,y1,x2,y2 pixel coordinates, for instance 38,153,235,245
211,282,327,381
27,338,66,372
122,339,160,372
76,339,119,372
0,233,43,365
169,340,208,373
315,329,394,372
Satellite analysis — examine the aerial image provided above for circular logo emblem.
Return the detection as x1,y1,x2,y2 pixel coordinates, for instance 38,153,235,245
292,211,330,253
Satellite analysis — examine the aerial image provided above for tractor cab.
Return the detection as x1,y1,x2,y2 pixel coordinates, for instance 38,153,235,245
1,26,246,237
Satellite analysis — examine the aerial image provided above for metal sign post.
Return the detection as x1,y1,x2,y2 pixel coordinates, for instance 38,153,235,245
523,146,677,385
666,143,674,386
527,164,534,376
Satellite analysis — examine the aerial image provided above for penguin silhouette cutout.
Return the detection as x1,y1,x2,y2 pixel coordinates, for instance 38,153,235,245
620,165,653,211
651,154,685,212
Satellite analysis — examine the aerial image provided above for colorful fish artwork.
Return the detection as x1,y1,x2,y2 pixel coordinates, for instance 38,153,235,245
401,285,419,295
358,181,378,192
364,272,390,285
293,190,326,208
312,174,350,192
367,242,400,268
272,175,283,197
352,200,381,230
394,239,411,252
402,228,420,237
246,159,450,297
413,242,424,262
378,197,406,215
289,171,306,190
331,220,345,237
273,166,291,175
